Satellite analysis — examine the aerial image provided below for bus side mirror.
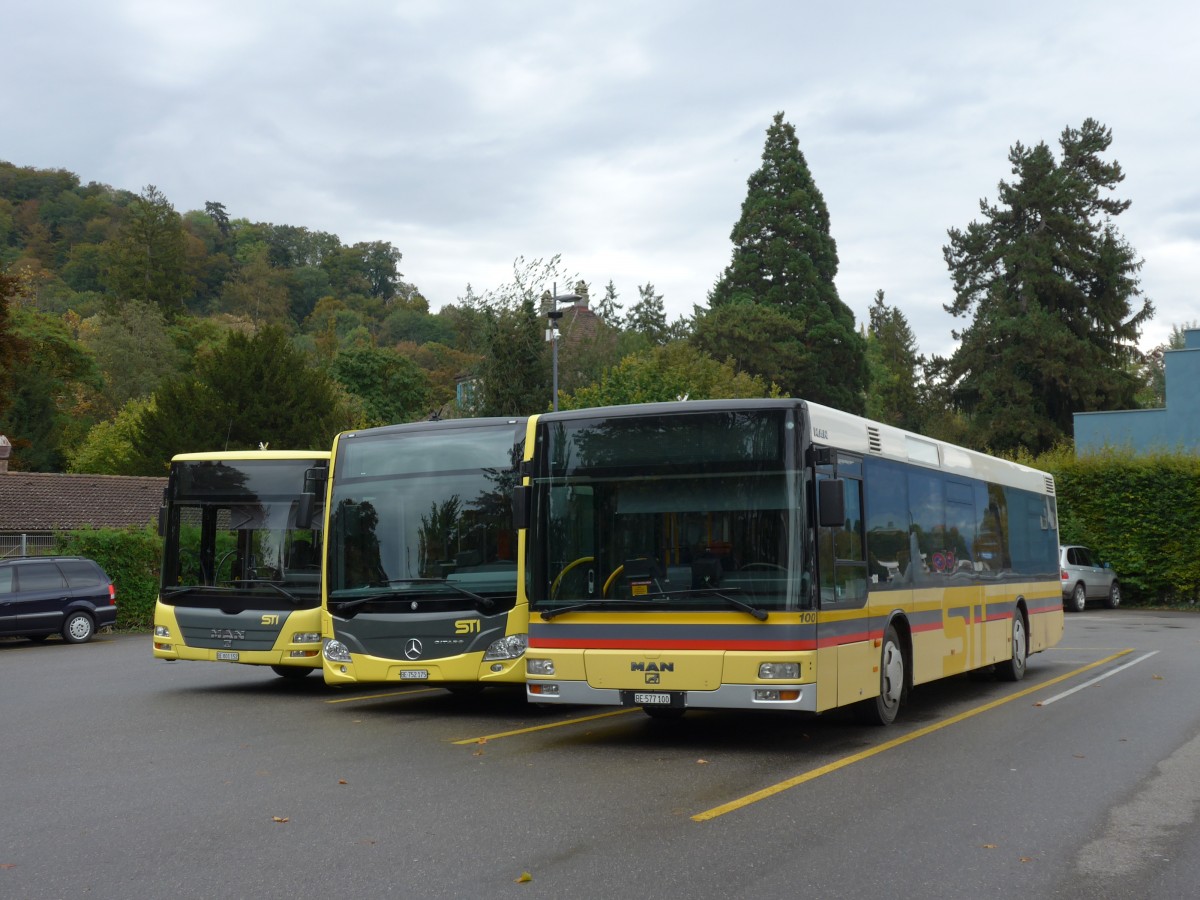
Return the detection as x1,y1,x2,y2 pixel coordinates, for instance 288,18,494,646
295,493,315,529
818,479,845,528
157,506,167,538
512,485,531,530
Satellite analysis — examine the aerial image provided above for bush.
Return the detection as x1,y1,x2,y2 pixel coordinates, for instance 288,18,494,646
1033,447,1200,605
57,525,162,629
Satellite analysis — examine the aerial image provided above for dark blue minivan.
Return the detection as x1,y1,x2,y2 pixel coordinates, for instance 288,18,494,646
0,556,117,643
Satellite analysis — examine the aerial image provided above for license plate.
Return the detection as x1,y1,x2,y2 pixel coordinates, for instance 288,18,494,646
634,692,672,705
400,669,429,680
216,651,239,661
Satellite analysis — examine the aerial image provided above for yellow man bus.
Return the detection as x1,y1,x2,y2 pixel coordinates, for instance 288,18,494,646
153,450,329,678
320,417,529,691
522,399,1063,723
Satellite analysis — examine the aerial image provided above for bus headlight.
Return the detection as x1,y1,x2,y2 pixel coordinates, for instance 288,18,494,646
483,633,528,661
759,662,800,679
526,658,555,676
323,639,352,663
154,625,171,638
292,632,321,644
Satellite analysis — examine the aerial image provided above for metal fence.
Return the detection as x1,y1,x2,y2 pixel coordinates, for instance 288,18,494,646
0,534,58,558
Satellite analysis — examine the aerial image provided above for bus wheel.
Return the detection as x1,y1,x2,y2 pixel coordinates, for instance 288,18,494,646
1067,583,1087,613
642,706,685,721
995,613,1028,682
857,624,903,726
271,665,314,679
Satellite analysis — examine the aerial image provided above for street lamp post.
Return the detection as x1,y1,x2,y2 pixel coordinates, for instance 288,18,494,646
543,289,581,411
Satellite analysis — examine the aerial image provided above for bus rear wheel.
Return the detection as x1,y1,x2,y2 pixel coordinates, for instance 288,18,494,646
857,624,904,726
995,612,1028,682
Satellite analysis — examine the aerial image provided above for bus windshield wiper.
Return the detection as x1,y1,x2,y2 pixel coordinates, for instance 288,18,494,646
252,580,305,606
662,587,769,621
540,588,768,622
383,578,498,612
538,599,641,620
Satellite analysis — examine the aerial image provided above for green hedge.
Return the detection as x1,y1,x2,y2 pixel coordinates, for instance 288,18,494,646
57,525,162,630
1033,447,1200,605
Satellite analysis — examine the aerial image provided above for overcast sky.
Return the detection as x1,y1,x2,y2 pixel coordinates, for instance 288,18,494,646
5,1,1198,358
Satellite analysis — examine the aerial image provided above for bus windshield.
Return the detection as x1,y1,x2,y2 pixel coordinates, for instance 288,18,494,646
160,457,325,609
530,407,808,613
327,423,520,611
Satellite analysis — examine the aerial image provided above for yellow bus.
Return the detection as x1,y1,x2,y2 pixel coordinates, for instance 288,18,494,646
522,399,1063,723
153,450,329,678
320,417,529,691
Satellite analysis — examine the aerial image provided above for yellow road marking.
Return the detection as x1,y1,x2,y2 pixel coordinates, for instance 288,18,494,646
692,649,1134,822
324,687,445,704
452,707,639,744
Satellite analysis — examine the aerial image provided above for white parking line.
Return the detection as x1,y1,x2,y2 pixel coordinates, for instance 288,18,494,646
1035,651,1159,706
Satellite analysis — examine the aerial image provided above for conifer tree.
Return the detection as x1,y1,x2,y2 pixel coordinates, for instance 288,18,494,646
941,118,1152,453
130,326,346,474
103,185,193,314
595,279,623,327
699,112,866,412
864,290,925,432
625,283,668,344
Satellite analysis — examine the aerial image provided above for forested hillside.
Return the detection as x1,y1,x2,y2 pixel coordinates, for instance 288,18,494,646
0,160,741,474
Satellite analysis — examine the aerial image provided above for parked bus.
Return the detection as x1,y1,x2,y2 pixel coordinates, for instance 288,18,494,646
152,450,329,678
320,417,529,691
521,399,1063,723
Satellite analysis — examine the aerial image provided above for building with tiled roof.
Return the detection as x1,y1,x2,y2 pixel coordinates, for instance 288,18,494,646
0,470,166,556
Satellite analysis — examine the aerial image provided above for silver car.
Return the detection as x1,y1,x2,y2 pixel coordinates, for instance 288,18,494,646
1060,545,1120,612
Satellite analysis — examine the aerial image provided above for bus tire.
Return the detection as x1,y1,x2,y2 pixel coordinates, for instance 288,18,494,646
857,624,904,726
643,706,685,720
995,611,1028,682
271,665,314,679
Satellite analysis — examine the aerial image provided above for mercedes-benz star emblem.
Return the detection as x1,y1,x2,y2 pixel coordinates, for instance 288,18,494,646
404,638,423,660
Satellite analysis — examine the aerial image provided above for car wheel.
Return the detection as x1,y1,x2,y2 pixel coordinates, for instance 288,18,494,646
995,611,1028,682
270,665,314,679
1067,582,1087,613
1105,582,1121,610
856,624,904,725
62,612,95,644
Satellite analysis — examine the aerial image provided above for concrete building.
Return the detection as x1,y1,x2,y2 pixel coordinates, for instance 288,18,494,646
1073,328,1200,455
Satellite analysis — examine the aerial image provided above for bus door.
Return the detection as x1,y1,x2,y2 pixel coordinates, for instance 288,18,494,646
815,453,872,708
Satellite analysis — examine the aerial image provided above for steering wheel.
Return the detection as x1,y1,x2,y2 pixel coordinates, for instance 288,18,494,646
551,556,594,599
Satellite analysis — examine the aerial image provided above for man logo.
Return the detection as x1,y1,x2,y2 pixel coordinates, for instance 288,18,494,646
645,672,660,684
404,638,423,660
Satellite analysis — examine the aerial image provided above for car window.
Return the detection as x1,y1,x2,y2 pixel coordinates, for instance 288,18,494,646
59,560,103,588
0,567,12,593
15,562,67,591
1076,548,1095,567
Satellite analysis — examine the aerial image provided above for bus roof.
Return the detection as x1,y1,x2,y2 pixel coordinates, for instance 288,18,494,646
170,450,331,462
537,399,1054,496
